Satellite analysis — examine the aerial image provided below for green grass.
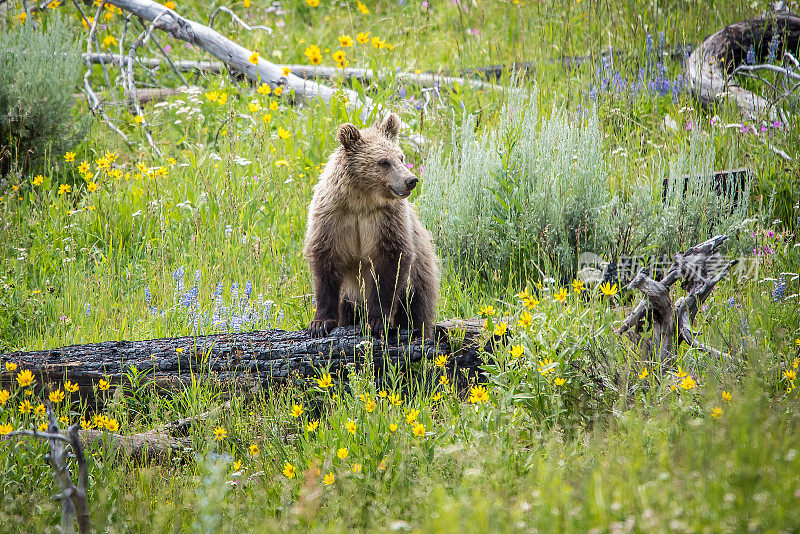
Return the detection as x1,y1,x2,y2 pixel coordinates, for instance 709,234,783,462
1,0,800,531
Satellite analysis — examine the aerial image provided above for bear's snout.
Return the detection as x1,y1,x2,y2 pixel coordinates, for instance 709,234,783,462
406,177,419,191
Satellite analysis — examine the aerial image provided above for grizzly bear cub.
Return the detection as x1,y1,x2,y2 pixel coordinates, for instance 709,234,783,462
304,113,439,339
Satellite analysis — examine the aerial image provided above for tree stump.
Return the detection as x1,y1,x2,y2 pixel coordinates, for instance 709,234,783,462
618,235,737,363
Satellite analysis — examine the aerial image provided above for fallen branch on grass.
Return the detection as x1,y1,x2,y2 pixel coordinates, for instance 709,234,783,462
3,406,91,534
618,235,736,363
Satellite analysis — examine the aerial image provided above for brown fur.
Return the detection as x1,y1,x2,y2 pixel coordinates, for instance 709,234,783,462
304,113,439,338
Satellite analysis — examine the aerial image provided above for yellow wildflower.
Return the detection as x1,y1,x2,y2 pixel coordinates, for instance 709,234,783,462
722,390,732,402
65,381,79,393
304,45,322,65
784,369,797,381
232,460,242,471
338,35,354,47
32,175,44,186
435,354,447,367
378,390,387,398
290,404,303,417
600,282,618,296
248,101,261,112
269,101,279,111
306,420,319,432
214,426,227,441
524,296,539,309
337,447,349,459
389,422,398,432
86,181,99,193
274,86,283,96
345,419,357,434
412,422,425,437
509,345,524,358
261,114,272,123
468,385,489,404
18,400,32,414
493,322,508,336
364,398,376,412
517,312,532,327
438,375,449,387
248,51,260,65
64,152,76,162
357,1,369,14
554,287,568,303
680,376,696,390
405,408,419,424
34,403,45,416
554,377,566,386
388,392,402,406
58,184,71,195
283,462,296,478
249,443,260,456
638,368,649,379
282,67,291,76
317,373,333,388
257,84,271,95
572,279,585,294
164,0,176,8
711,407,722,418
217,92,228,105
479,305,496,317
0,423,12,435
538,358,555,376
49,390,65,403
277,127,291,139
676,366,688,378
98,378,110,390
352,463,362,472
105,418,119,432
324,472,335,485
102,35,117,48
356,32,370,44
305,0,319,6
5,362,17,372
0,390,9,405
17,369,34,387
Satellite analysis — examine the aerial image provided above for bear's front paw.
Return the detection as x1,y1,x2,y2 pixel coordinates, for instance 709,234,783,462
368,317,397,339
308,319,338,338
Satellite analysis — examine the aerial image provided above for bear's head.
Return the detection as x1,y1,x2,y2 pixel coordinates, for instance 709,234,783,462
336,113,418,200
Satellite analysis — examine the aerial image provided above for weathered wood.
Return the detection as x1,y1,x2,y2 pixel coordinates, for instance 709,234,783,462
105,0,375,121
686,6,800,120
618,235,734,363
0,322,486,405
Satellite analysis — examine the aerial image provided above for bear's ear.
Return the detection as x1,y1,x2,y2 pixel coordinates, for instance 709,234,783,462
337,123,361,150
379,113,401,140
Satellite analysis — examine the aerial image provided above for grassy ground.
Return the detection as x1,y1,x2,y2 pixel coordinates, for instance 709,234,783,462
1,0,800,531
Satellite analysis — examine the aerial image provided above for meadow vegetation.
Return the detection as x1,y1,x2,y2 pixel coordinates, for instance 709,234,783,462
1,0,799,531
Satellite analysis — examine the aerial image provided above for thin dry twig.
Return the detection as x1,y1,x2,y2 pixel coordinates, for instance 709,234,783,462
207,5,273,33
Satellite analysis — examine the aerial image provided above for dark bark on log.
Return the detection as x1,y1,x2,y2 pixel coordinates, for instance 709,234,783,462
685,6,800,120
1,322,486,406
618,235,734,363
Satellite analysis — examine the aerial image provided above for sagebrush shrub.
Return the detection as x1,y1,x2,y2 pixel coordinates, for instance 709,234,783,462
0,15,83,176
418,89,752,282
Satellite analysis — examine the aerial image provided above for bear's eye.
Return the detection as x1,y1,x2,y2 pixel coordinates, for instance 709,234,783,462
378,159,390,168
400,153,405,162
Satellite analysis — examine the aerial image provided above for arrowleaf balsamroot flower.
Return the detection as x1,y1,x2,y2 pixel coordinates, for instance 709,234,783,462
257,84,271,95
337,447,349,459
98,378,110,390
0,423,12,435
600,282,618,296
249,444,260,456
291,404,304,417
324,472,335,485
49,390,65,403
509,345,524,358
680,376,696,390
364,398,376,412
32,175,44,186
517,312,532,327
214,426,227,441
638,368,649,379
283,462,296,478
338,35,354,47
554,377,566,386
0,390,9,405
306,420,319,432
572,279,585,294
389,423,398,432
18,400,32,414
479,305,495,316
64,152,76,162
435,354,447,367
468,385,489,404
345,419,357,434
493,322,508,336
357,1,369,14
5,362,17,372
524,296,539,309
356,32,370,44
722,390,732,402
412,423,425,437
388,392,402,406
317,373,333,388
554,287,568,302
711,407,722,418
248,51,260,64
65,381,79,393
783,369,797,381
405,408,419,424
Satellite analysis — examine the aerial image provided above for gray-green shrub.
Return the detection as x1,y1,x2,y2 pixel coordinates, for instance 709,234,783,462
417,88,751,281
0,15,83,176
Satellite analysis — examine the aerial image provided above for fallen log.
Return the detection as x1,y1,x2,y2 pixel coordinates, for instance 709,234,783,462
685,5,800,120
618,235,736,363
0,321,486,407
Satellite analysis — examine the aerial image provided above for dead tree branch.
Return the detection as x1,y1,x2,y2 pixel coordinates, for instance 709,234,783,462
207,5,273,33
618,235,734,363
